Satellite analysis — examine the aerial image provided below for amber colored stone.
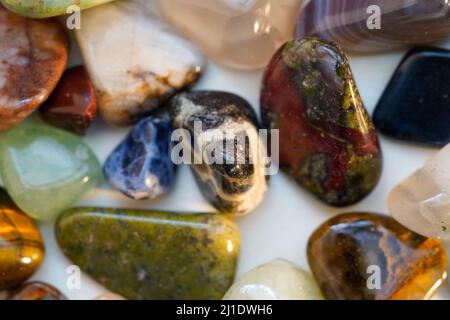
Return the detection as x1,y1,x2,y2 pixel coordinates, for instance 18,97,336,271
6,282,67,300
0,4,69,132
0,189,44,290
308,213,448,300
40,66,97,135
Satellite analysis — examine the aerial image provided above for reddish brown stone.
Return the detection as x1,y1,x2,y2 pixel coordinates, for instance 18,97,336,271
0,4,68,132
6,282,67,300
40,66,97,135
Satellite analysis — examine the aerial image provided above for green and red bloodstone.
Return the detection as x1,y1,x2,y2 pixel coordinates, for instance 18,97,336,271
260,37,382,206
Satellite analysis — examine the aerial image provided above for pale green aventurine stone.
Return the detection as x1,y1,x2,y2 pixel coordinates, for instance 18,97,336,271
0,124,101,221
0,0,115,18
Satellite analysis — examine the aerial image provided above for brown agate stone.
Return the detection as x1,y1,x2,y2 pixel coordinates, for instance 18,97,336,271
6,282,67,300
0,189,44,290
0,4,68,131
40,66,97,135
308,213,448,300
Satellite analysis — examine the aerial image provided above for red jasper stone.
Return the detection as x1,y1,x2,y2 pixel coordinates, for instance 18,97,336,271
40,66,97,135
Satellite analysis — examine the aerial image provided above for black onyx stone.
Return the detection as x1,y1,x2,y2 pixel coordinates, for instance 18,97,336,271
374,47,450,147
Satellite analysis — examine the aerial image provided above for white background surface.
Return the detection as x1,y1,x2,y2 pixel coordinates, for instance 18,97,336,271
27,30,450,300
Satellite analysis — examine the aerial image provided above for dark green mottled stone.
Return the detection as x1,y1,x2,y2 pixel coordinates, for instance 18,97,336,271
55,207,240,300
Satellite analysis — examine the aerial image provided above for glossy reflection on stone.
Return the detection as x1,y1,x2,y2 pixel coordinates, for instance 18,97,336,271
296,0,450,54
5,282,67,300
308,213,448,300
104,115,175,200
40,66,97,135
1,0,115,18
56,207,240,300
374,47,450,147
75,0,205,126
223,259,323,300
170,91,268,215
0,4,68,132
0,189,44,290
388,144,450,240
260,38,381,206
0,125,102,221
156,0,303,70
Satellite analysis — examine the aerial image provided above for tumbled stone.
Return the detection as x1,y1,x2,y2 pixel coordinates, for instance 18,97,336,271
223,259,323,300
5,282,67,300
156,0,303,70
308,213,448,300
0,4,68,132
0,189,44,290
374,47,450,147
40,66,97,135
104,115,175,200
296,0,450,54
95,293,126,300
1,0,115,18
75,0,205,126
260,38,382,206
56,207,240,300
388,144,450,240
170,91,268,215
0,124,101,221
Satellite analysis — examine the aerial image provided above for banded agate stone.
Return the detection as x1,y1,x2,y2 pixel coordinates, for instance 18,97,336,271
260,38,381,206
56,207,240,300
308,213,448,300
296,0,450,54
0,189,44,290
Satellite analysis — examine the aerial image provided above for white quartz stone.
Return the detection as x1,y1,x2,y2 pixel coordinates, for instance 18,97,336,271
223,259,323,300
75,0,205,126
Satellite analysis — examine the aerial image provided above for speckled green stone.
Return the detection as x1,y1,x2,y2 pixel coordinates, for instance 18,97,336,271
56,207,240,300
0,0,115,18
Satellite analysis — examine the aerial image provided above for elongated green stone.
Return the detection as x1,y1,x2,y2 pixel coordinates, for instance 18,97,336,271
0,0,115,18
56,208,240,300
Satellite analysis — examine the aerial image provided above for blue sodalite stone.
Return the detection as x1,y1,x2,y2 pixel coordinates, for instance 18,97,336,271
104,115,175,200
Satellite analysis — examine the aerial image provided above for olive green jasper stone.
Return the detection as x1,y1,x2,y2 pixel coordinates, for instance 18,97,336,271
0,0,115,18
56,207,240,300
0,125,101,221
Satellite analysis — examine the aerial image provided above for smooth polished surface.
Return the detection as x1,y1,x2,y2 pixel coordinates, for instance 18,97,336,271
40,66,97,135
170,91,268,215
56,207,240,300
156,0,303,70
0,4,68,131
104,115,175,200
0,125,101,221
261,38,381,206
308,213,448,300
296,0,450,54
4,282,67,300
223,259,323,300
75,0,205,126
374,47,450,147
0,189,44,290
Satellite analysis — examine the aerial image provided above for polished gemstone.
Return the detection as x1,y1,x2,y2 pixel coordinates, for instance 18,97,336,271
223,259,323,300
0,189,44,290
75,0,205,126
260,38,381,206
104,115,175,200
56,207,240,300
0,4,68,132
156,0,303,70
40,66,97,135
308,213,448,300
296,0,450,54
388,144,450,240
374,47,450,147
95,293,126,300
0,125,101,221
5,282,67,300
170,91,268,215
0,0,115,18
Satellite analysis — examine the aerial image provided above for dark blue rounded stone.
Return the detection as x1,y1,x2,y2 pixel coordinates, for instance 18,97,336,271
104,115,175,200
